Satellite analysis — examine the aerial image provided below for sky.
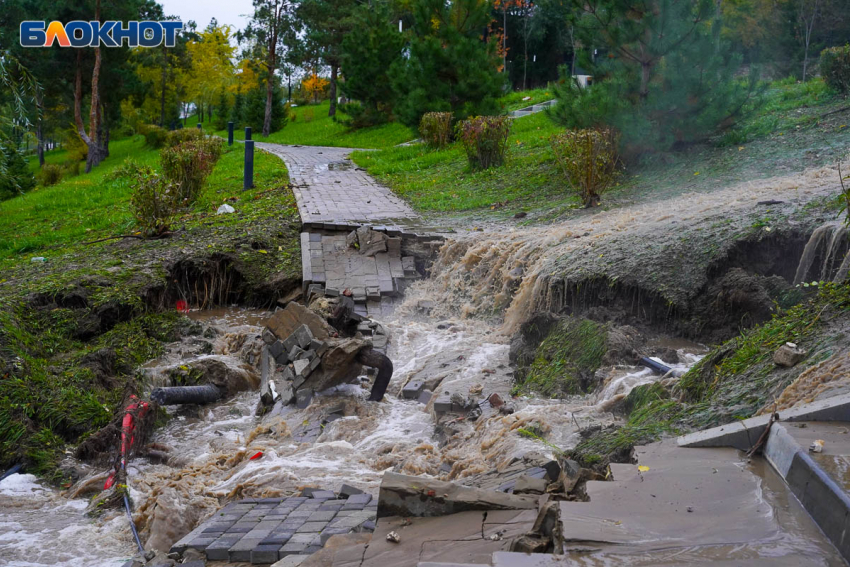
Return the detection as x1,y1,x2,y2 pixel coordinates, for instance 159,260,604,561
157,0,254,35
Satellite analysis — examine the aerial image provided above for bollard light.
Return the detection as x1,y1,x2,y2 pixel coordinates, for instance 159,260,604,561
244,140,254,190
227,121,234,146
245,126,252,141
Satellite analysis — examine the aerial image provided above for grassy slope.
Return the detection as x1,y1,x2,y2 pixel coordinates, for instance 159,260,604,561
210,100,417,149
352,78,850,220
0,136,300,480
571,283,850,467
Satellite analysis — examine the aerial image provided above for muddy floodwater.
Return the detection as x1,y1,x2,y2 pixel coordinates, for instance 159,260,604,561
0,297,844,566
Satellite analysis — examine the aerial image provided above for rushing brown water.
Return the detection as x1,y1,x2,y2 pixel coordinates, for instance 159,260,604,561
0,258,845,566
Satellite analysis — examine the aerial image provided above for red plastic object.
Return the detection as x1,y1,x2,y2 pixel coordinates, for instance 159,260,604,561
104,395,150,490
249,451,264,460
176,300,189,313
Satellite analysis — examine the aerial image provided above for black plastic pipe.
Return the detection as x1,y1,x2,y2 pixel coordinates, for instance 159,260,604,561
640,356,674,375
150,385,221,405
357,348,394,402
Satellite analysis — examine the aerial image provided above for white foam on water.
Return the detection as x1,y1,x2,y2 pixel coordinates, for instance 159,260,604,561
0,474,44,496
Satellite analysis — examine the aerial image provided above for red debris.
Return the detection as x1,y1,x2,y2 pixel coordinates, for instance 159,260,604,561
176,300,189,313
249,451,264,460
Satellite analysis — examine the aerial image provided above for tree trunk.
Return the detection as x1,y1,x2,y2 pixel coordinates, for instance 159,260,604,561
522,13,528,90
263,2,283,137
503,8,507,73
328,65,338,117
639,61,652,101
35,91,44,167
160,47,167,126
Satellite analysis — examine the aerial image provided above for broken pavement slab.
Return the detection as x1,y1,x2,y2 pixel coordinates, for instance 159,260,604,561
377,472,538,518
361,510,536,567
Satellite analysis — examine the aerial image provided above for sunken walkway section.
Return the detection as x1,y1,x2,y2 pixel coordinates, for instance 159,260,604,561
170,487,376,564
257,142,449,315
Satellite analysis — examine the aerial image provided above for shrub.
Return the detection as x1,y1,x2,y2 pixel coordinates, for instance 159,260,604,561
456,115,512,169
142,125,169,149
0,140,36,201
550,128,621,208
36,164,62,187
129,165,180,236
821,45,850,95
159,137,223,205
419,112,453,148
62,160,80,177
64,127,88,162
165,128,203,148
303,107,315,123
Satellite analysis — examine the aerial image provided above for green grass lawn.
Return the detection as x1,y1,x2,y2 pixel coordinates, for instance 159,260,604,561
210,100,418,149
6,136,291,264
498,87,555,112
352,78,850,219
351,111,573,212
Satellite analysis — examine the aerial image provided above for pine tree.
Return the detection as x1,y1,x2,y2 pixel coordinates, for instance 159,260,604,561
245,83,288,134
213,90,230,131
339,0,404,123
230,92,246,127
550,0,763,150
390,0,506,126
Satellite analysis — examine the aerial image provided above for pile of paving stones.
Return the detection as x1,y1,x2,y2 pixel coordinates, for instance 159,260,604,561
265,323,327,391
170,485,376,564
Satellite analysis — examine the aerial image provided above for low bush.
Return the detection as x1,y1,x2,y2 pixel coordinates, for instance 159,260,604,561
419,112,453,148
550,128,620,208
36,164,62,187
165,128,203,148
303,107,315,123
159,137,223,205
62,160,81,177
821,45,850,94
142,125,169,149
129,165,180,236
456,115,511,169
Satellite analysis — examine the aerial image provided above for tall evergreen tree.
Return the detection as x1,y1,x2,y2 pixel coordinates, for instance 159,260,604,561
390,0,506,126
551,0,762,150
339,1,405,123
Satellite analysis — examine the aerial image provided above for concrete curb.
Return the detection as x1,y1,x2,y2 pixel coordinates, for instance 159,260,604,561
764,423,850,562
677,393,850,450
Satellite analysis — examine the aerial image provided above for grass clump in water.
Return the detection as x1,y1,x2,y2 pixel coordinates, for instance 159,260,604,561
514,317,607,397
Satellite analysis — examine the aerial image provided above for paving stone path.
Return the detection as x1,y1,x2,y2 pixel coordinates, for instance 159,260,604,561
170,490,377,564
256,143,419,228
258,142,447,313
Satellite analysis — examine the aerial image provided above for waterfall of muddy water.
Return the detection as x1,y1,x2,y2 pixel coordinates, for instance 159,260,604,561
425,163,845,335
0,296,709,566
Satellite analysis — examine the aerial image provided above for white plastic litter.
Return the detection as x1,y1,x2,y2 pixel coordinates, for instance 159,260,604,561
216,204,235,214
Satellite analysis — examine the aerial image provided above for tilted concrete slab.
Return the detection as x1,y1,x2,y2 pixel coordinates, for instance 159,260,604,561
377,472,538,519
678,392,850,450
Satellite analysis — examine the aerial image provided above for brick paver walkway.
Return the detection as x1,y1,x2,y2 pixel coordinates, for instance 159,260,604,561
256,143,419,227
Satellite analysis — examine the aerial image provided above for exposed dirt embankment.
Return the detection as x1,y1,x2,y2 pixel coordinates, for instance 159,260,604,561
0,175,303,481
